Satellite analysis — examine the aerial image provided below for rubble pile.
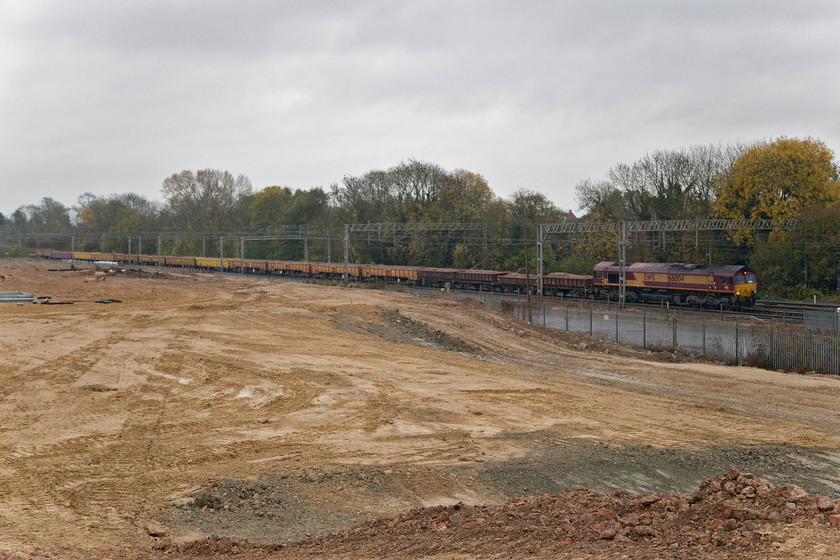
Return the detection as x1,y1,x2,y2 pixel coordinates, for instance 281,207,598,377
157,468,839,559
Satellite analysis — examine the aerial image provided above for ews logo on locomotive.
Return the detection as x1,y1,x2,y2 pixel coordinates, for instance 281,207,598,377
642,273,685,283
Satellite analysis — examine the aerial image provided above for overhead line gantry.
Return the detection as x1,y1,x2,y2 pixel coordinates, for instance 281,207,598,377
537,219,801,308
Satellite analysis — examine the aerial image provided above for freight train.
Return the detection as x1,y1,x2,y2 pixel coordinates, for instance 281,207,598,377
34,250,758,308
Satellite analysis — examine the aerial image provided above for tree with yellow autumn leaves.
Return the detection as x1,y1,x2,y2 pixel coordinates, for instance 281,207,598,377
715,138,840,296
713,137,840,223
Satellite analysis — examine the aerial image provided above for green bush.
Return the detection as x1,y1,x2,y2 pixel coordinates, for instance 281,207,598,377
6,245,31,257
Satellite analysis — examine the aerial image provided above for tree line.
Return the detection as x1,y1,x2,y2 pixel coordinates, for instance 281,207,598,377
3,137,840,298
573,137,840,297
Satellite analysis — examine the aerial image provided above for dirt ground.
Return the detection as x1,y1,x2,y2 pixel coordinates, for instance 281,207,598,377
1,258,840,559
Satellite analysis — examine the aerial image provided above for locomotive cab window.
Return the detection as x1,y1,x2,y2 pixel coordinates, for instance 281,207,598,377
746,273,756,283
734,275,745,284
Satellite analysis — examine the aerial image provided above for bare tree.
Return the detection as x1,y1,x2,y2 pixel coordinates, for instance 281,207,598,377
162,169,253,231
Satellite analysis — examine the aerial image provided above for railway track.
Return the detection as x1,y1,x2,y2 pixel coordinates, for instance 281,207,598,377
754,299,840,328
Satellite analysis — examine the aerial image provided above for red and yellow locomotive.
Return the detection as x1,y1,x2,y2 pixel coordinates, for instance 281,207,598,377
593,262,757,308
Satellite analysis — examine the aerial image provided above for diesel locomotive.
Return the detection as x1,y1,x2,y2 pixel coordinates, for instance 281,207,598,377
593,262,757,308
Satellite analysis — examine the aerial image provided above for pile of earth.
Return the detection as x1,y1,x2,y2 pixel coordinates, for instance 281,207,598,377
137,468,840,560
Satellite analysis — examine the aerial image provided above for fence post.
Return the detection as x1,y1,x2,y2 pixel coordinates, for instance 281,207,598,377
769,327,774,370
702,322,706,355
643,313,646,350
589,308,593,337
735,323,740,364
805,330,810,371
615,312,619,342
672,313,677,352
566,307,569,332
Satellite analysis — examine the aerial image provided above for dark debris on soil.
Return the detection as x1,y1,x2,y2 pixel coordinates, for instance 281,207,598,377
146,469,840,560
110,268,177,280
378,308,482,354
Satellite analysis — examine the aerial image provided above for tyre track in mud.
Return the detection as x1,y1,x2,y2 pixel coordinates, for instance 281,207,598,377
0,290,268,548
0,303,204,548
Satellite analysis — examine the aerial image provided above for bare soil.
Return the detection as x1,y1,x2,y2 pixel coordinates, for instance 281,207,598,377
1,258,840,559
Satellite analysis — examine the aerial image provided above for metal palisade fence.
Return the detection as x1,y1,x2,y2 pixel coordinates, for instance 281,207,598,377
804,308,840,332
486,297,840,375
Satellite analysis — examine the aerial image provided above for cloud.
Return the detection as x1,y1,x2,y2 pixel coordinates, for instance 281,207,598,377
1,0,839,215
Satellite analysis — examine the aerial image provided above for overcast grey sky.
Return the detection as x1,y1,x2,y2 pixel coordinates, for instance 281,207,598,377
2,0,839,217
